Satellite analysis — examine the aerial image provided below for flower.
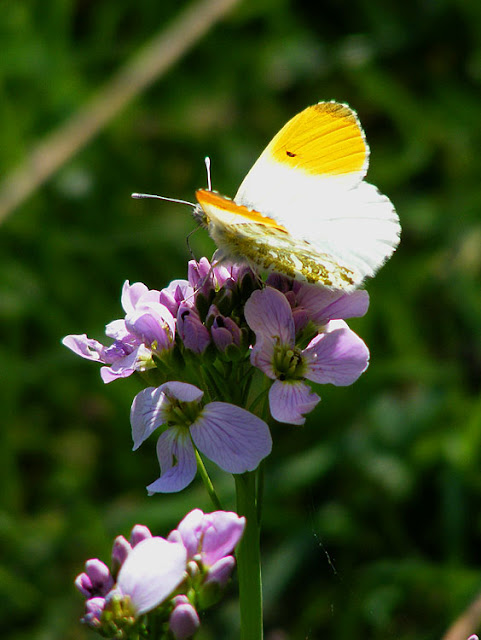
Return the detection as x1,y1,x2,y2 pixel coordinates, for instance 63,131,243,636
244,286,370,425
112,537,187,617
63,280,175,383
168,509,245,595
168,509,245,567
131,381,272,493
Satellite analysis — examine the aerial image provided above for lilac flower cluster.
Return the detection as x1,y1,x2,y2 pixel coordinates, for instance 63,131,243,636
75,509,245,639
63,256,370,492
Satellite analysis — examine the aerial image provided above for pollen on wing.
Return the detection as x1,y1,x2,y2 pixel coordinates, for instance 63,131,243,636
210,222,355,288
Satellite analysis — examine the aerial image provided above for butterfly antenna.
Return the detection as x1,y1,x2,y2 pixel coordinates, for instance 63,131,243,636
131,193,196,208
204,156,212,191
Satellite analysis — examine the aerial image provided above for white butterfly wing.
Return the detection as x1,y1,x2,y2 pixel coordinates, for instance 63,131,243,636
234,102,400,284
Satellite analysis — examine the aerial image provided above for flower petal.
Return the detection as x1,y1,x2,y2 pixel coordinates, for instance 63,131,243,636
295,285,370,326
190,403,272,473
249,336,277,378
130,387,170,450
159,381,204,404
199,511,245,566
269,380,320,425
62,334,107,363
244,287,295,345
116,537,187,616
121,281,150,315
147,428,197,494
126,302,175,348
303,320,370,386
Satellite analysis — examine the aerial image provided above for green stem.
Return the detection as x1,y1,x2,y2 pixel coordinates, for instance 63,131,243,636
195,449,222,510
235,471,263,640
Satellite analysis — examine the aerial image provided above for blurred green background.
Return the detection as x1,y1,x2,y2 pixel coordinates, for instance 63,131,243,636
2,0,481,638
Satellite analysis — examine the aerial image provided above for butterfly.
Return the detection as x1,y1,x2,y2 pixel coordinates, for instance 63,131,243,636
193,101,400,290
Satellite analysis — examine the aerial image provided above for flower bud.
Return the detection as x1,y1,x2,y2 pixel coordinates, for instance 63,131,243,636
177,305,211,354
211,314,242,354
111,536,131,578
130,524,153,546
169,595,200,639
205,555,236,587
75,559,113,598
81,596,105,628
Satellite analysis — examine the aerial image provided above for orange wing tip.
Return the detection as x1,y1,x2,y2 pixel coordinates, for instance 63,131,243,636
196,189,287,232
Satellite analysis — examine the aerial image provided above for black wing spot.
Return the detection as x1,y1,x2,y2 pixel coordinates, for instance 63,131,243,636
286,150,296,157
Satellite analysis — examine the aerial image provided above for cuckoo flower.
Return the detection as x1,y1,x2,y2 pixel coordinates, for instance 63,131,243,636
63,280,175,383
169,509,245,592
111,537,187,617
244,287,370,425
130,381,272,493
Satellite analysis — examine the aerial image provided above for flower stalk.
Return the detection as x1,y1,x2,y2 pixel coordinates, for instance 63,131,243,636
235,471,263,640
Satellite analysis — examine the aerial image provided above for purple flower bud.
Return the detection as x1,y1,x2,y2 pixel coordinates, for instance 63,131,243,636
75,559,114,598
130,524,153,547
111,536,132,577
205,555,236,587
209,307,242,353
177,305,211,354
81,596,105,628
169,595,200,639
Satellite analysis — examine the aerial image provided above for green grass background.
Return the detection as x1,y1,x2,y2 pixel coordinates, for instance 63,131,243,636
2,1,481,638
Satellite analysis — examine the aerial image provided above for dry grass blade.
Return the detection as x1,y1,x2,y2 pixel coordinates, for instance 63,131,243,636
0,0,240,223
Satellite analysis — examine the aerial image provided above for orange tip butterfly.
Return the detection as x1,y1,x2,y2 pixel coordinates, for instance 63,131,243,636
136,101,400,290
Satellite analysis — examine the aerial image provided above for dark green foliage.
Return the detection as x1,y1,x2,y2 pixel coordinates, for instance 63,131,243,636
2,1,481,638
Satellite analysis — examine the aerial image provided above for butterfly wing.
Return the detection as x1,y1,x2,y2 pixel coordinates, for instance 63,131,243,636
195,189,359,289
234,101,400,284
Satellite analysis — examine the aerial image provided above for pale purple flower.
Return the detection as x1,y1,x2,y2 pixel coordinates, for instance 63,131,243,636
112,537,187,617
244,287,370,425
130,382,272,493
169,595,200,639
63,280,175,383
168,509,245,567
75,559,114,598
